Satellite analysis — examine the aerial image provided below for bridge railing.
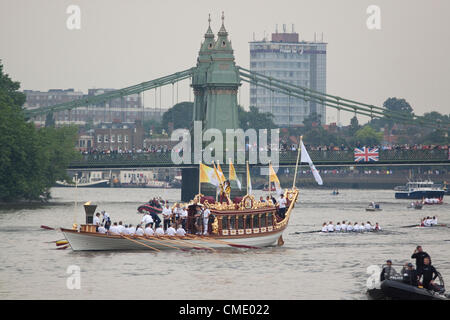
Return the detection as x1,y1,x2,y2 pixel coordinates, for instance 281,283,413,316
69,149,449,168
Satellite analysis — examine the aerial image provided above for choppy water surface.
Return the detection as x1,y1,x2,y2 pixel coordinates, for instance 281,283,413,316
0,187,449,299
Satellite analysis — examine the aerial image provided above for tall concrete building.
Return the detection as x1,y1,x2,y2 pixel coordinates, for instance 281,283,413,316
249,26,327,127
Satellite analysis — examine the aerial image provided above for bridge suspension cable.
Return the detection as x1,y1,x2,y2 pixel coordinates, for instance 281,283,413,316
238,66,449,129
24,68,195,118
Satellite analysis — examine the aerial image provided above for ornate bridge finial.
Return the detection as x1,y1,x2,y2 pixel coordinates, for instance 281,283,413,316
208,13,211,27
221,11,225,25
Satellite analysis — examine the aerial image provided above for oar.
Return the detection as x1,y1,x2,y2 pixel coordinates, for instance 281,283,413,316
166,236,216,252
135,236,186,251
41,225,55,230
56,240,69,247
186,234,260,249
120,235,160,252
56,245,70,250
45,239,65,243
291,230,320,234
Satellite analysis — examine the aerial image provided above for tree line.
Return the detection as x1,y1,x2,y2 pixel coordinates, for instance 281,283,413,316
0,62,79,202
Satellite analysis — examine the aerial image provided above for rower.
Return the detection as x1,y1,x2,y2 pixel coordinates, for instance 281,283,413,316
321,223,328,233
98,224,107,234
155,225,165,236
176,225,186,236
364,221,372,232
93,213,101,232
144,223,154,236
121,224,130,235
108,222,120,235
335,222,341,232
431,216,438,225
162,203,172,230
374,222,381,231
166,224,177,236
117,221,125,234
341,221,347,232
346,222,353,232
353,222,360,232
127,224,135,236
135,224,144,236
327,221,334,232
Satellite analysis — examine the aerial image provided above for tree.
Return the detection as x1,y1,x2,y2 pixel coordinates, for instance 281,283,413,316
0,61,79,202
238,106,277,130
161,101,193,131
354,125,383,146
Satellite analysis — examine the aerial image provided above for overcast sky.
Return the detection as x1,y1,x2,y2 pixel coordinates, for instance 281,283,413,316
1,0,449,124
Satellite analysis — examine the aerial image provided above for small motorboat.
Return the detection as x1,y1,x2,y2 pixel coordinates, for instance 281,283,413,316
366,203,382,211
407,202,423,210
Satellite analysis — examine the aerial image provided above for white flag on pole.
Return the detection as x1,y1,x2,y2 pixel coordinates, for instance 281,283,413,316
300,141,323,185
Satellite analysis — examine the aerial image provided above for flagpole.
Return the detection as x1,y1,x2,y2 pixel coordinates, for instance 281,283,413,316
198,161,202,195
292,135,302,189
268,160,271,198
246,160,249,196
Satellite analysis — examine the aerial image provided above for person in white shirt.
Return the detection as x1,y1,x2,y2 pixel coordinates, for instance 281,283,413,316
135,224,144,236
180,207,188,229
424,217,432,227
353,222,360,232
162,203,173,230
101,210,111,230
335,222,341,232
321,222,328,233
431,216,438,225
202,208,211,235
176,225,186,236
121,224,130,235
364,221,372,231
117,221,125,234
155,225,165,236
141,213,154,229
327,221,334,232
98,225,107,234
277,194,287,219
109,222,120,235
173,203,183,228
166,224,176,236
144,223,154,236
127,224,135,236
341,221,347,232
93,213,101,231
347,222,353,232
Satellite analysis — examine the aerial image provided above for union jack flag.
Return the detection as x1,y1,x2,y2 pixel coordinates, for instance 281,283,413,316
354,147,379,162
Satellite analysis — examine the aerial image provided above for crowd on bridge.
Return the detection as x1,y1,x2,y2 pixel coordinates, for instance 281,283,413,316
80,143,449,155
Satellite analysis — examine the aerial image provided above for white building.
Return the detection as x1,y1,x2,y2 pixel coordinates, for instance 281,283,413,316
249,27,327,127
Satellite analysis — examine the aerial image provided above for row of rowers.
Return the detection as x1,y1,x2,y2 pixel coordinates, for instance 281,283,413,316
93,218,188,237
321,221,381,233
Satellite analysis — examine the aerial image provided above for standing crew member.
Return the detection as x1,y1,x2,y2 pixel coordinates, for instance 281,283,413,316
203,207,211,235
411,246,431,273
93,213,101,232
162,203,172,231
418,257,440,291
277,194,287,219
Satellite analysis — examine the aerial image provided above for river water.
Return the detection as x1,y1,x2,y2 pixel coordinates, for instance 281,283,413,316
0,187,448,300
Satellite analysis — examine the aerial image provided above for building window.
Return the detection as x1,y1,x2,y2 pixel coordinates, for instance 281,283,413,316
111,135,115,143
104,135,109,143
124,135,128,143
117,134,122,143
97,135,102,143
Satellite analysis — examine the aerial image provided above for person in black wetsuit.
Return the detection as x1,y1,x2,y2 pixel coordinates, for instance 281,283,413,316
418,257,440,291
411,246,431,273
380,260,395,281
402,263,419,286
